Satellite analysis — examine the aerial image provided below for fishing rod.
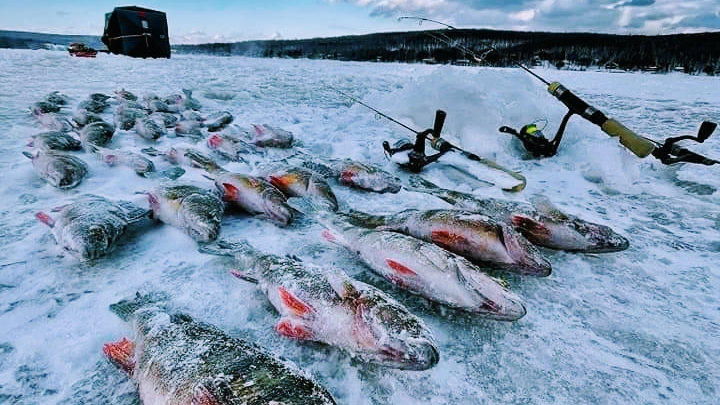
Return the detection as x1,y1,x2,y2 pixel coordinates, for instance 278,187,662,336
324,84,526,191
398,16,719,166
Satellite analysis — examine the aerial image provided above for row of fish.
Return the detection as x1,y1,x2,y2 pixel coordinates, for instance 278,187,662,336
26,88,630,405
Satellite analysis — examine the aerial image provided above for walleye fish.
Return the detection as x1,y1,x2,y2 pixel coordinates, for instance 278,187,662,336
149,112,179,128
229,124,294,148
145,184,225,242
35,195,150,261
33,111,75,132
104,293,337,405
179,88,201,111
205,170,293,227
78,121,115,149
31,101,61,115
343,208,552,276
23,150,88,189
174,119,203,139
77,98,109,114
407,176,629,253
289,198,526,321
114,88,137,102
134,117,166,140
115,106,149,130
141,146,220,172
200,240,439,370
256,163,339,211
299,157,402,194
27,131,82,152
44,91,70,106
72,108,104,127
207,133,253,161
90,145,156,176
204,111,233,132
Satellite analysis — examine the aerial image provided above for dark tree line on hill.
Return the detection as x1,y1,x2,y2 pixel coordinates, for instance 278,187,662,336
173,29,720,75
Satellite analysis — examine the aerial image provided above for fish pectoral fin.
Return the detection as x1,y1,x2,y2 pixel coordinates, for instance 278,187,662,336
35,211,55,228
353,302,379,348
192,384,221,405
431,229,470,251
230,269,259,284
102,337,135,374
511,214,551,238
221,183,239,201
275,317,313,340
278,287,315,318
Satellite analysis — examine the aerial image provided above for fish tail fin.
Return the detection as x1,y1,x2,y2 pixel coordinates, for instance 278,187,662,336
406,175,439,191
109,291,168,321
286,196,335,219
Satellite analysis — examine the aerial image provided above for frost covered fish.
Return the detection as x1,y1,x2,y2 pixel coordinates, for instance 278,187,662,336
72,108,104,127
27,131,82,152
223,124,294,148
104,293,337,405
90,145,156,176
200,240,439,370
299,157,402,194
145,184,225,242
35,194,150,261
141,146,219,172
134,117,166,140
206,133,253,161
78,121,115,149
174,119,203,139
32,111,75,132
115,106,149,130
290,198,526,320
204,111,233,132
205,169,293,227
407,177,629,253
23,150,88,189
149,112,178,128
44,90,70,106
256,163,339,211
343,208,552,276
31,101,61,115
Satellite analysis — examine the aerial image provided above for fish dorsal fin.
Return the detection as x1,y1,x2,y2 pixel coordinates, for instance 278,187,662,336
325,267,360,300
529,195,568,220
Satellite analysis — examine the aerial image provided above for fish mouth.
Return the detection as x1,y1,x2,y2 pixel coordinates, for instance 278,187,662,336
376,340,439,371
477,296,527,321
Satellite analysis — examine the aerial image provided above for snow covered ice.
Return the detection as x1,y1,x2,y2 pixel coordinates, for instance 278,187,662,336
0,48,719,404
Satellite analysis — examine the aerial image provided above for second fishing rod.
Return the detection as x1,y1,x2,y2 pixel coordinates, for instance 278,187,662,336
398,16,718,166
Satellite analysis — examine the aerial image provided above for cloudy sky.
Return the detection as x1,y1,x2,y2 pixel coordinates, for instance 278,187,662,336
1,0,718,44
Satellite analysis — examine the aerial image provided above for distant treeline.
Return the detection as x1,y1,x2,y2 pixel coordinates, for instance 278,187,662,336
173,29,720,75
0,30,105,51
3,28,719,75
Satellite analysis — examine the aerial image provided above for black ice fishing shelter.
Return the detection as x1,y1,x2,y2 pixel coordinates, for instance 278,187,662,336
101,6,170,58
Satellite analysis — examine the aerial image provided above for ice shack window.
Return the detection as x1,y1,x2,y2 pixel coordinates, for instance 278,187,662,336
141,20,149,29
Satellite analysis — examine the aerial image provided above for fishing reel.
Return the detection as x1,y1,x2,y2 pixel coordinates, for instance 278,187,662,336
382,110,450,172
651,121,718,165
499,119,562,158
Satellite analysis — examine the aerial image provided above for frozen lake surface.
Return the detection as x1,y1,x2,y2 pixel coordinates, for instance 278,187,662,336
0,49,718,404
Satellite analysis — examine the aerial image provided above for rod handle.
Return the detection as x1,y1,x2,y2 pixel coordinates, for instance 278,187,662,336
433,110,447,137
601,119,655,158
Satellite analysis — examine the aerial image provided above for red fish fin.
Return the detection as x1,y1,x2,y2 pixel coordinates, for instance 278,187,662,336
321,229,337,242
511,215,551,238
192,385,220,405
207,134,222,149
386,259,418,277
103,154,118,166
275,317,313,340
102,337,135,374
278,287,314,317
221,183,239,201
431,229,469,250
35,212,55,228
252,124,265,135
